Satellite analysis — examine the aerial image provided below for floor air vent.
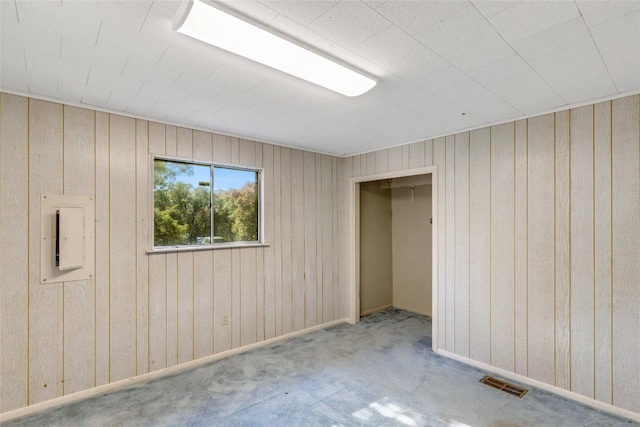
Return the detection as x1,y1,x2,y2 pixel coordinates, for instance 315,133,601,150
479,376,528,398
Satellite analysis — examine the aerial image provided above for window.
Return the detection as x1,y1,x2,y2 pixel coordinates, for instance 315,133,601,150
153,157,260,248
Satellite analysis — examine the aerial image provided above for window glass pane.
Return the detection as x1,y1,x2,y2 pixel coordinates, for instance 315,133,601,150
213,168,259,243
154,159,211,246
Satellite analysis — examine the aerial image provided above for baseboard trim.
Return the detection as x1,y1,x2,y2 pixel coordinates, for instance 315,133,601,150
0,318,349,422
436,349,640,423
360,304,392,317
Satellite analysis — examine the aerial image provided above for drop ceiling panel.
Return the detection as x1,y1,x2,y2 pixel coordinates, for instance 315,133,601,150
1,0,638,156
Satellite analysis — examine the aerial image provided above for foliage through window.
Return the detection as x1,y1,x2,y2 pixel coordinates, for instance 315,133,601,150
154,158,260,247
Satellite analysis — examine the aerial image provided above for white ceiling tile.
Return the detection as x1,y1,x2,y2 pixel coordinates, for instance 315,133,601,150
61,38,128,75
139,2,205,55
499,82,565,115
485,70,550,100
106,91,155,113
97,22,169,64
384,48,449,81
121,58,181,87
61,1,153,33
156,46,222,80
57,80,111,106
489,1,581,42
1,0,18,22
218,0,280,26
472,100,523,122
212,88,261,109
260,1,338,26
28,78,62,100
590,11,640,47
510,18,592,62
471,1,520,18
25,51,90,85
309,1,392,48
415,6,496,55
149,102,195,121
87,69,144,96
414,66,474,93
0,65,30,92
376,1,469,35
577,0,640,27
544,60,617,104
138,82,189,105
248,100,291,117
600,41,640,93
1,21,61,57
1,45,25,71
207,65,265,93
529,41,602,77
468,55,533,86
353,25,424,68
216,105,258,122
368,77,419,101
440,32,516,73
171,75,224,99
435,81,511,114
179,95,225,114
267,15,329,49
16,1,102,46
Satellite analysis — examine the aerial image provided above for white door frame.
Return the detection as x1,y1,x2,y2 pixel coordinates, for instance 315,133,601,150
348,165,438,351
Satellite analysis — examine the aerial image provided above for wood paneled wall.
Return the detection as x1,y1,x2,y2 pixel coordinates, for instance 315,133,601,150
342,95,640,414
0,93,343,413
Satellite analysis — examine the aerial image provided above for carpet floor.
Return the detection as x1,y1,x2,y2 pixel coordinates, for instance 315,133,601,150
4,309,637,426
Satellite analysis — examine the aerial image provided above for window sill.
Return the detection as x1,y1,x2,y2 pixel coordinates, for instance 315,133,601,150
147,242,270,254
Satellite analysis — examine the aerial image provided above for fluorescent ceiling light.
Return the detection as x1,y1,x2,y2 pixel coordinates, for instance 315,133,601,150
173,0,376,97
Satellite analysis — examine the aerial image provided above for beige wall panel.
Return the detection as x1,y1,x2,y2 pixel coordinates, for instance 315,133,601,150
148,121,165,154
569,105,595,397
401,145,410,170
177,127,192,158
554,110,571,390
375,149,388,174
213,250,232,354
454,133,470,357
177,252,194,364
280,148,293,334
148,253,167,371
433,137,447,347
593,100,612,404
303,151,318,327
490,123,515,372
527,113,556,386
611,95,640,413
94,111,111,386
332,157,339,320
241,248,258,346
425,139,433,166
291,149,305,332
469,128,491,364
192,130,212,162
315,155,323,324
193,251,213,359
212,134,231,163
239,139,256,168
352,154,361,177
28,99,64,404
273,146,283,336
366,152,376,175
445,135,455,352
514,119,528,376
263,144,276,340
0,93,29,412
338,157,352,319
322,155,334,323
135,119,149,376
109,115,137,382
62,105,96,394
165,125,177,157
231,249,241,348
166,252,178,366
231,137,240,164
388,146,402,172
410,141,425,169
255,144,265,342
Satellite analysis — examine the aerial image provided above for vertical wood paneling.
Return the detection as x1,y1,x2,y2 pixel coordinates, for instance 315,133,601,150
593,100,612,404
29,99,64,404
514,119,528,376
527,113,556,386
94,111,111,386
165,125,177,157
469,128,491,364
425,139,433,166
611,96,640,413
263,144,276,340
555,110,571,390
375,149,388,174
315,155,323,324
366,152,375,175
570,105,595,397
148,253,167,371
177,252,194,363
322,155,334,323
166,252,178,366
135,119,149,376
454,133,469,357
332,157,339,320
401,145,410,170
240,248,257,346
490,123,515,372
410,141,425,169
338,157,352,319
388,146,402,171
0,93,29,412
255,143,265,343
291,149,305,332
231,248,241,348
273,146,283,336
280,148,293,334
213,249,231,354
445,135,455,352
303,152,317,328
63,105,96,394
433,137,447,346
109,115,137,382
212,134,230,163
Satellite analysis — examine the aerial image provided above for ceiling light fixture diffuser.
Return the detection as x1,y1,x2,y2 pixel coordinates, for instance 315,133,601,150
173,0,376,97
